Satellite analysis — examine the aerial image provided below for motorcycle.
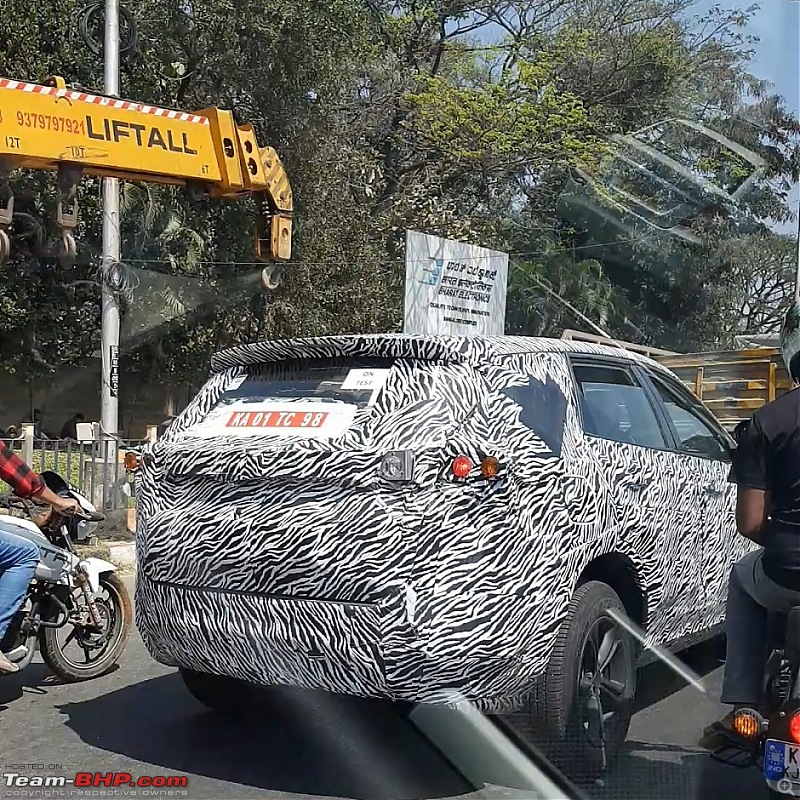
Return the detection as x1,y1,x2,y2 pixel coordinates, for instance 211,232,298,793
0,470,132,681
708,604,800,798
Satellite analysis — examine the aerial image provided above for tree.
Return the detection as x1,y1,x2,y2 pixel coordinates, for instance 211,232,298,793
500,0,799,349
0,0,388,388
712,231,798,345
0,0,797,396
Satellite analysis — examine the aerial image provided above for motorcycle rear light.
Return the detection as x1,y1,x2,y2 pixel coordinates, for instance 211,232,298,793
480,456,500,479
732,708,763,739
452,455,472,478
790,712,800,743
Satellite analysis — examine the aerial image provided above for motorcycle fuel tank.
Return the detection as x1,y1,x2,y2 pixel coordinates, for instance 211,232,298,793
0,515,72,583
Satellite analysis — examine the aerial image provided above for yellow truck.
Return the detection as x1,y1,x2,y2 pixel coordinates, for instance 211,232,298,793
561,329,791,430
0,74,292,280
655,347,791,430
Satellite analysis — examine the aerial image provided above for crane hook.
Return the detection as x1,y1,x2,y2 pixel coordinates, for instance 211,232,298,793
0,229,10,264
56,231,77,268
260,265,283,291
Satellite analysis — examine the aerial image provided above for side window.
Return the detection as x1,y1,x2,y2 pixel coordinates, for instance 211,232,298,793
572,362,668,449
498,367,570,457
649,373,731,461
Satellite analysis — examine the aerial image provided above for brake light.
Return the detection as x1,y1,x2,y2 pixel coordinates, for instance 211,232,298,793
452,455,472,478
123,452,140,472
790,712,800,744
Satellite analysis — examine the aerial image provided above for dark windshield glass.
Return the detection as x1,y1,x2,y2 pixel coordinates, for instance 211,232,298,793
215,357,393,409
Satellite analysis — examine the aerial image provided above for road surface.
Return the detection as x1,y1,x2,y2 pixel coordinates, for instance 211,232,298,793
0,575,768,800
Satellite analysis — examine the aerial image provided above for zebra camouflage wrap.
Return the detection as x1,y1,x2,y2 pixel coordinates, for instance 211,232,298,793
134,335,750,712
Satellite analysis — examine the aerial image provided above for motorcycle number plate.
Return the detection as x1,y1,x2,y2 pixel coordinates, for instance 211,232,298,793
765,739,800,795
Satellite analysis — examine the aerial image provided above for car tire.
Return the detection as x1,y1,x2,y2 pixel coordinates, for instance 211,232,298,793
534,580,637,784
179,668,259,715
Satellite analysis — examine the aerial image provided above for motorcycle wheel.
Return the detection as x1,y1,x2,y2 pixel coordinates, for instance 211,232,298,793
40,573,132,682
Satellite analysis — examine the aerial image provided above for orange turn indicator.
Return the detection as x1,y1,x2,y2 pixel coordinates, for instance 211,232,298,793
481,456,500,479
732,709,762,739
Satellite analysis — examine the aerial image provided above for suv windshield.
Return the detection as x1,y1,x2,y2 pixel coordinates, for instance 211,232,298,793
183,356,485,446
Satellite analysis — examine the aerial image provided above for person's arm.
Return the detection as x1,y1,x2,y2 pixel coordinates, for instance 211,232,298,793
729,418,770,545
0,444,79,513
737,488,770,544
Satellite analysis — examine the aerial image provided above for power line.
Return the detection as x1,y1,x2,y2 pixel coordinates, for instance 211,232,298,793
111,230,664,270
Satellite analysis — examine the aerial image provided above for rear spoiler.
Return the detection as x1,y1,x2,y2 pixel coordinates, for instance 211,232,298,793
209,334,476,374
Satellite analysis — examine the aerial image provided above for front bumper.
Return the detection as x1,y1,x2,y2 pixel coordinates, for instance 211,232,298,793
135,572,542,712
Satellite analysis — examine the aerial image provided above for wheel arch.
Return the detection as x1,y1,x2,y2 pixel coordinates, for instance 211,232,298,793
576,552,647,631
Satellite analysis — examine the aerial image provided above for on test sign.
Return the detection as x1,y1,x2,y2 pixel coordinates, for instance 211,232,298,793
403,230,508,336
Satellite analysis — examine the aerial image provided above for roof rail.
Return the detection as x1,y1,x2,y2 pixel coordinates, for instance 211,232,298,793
560,329,677,358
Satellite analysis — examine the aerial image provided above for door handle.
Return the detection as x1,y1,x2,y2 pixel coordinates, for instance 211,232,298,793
623,478,652,491
703,484,726,496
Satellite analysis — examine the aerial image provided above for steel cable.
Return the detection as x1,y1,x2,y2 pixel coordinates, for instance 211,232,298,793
74,3,138,57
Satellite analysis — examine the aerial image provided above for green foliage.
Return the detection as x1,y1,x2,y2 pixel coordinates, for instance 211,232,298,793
405,56,603,172
0,0,797,397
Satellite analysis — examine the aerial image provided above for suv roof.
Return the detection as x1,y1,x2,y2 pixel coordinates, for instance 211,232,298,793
210,333,672,376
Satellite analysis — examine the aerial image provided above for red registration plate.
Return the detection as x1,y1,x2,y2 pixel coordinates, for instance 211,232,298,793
226,411,328,429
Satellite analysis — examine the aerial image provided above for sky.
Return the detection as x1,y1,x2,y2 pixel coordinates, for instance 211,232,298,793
743,0,799,115
729,0,799,232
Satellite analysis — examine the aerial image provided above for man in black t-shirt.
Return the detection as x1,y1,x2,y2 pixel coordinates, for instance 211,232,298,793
700,305,800,744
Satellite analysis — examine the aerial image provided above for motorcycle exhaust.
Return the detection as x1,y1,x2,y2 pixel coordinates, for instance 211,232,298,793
4,645,28,663
9,641,37,671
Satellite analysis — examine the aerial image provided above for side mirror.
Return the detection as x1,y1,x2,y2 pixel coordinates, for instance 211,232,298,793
715,431,736,459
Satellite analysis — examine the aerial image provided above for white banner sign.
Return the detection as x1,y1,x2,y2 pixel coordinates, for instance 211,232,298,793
403,230,508,336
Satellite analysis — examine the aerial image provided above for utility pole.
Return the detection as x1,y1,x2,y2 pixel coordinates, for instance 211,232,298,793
100,0,121,506
795,203,800,303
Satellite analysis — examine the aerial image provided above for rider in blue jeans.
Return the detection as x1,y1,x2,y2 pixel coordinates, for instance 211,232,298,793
0,443,79,674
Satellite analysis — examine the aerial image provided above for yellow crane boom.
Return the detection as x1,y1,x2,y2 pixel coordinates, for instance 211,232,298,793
0,75,293,280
